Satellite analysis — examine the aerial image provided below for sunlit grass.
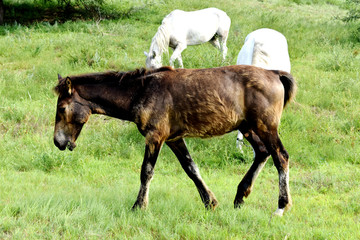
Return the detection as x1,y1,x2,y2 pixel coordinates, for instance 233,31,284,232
0,0,360,238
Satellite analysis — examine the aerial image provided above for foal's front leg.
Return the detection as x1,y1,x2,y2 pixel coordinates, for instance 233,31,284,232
167,138,218,209
132,142,162,209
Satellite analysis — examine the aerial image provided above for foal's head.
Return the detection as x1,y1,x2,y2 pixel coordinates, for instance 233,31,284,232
53,75,91,151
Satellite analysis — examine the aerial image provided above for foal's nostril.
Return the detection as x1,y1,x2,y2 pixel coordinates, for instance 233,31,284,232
54,138,60,148
54,138,66,151
67,142,76,151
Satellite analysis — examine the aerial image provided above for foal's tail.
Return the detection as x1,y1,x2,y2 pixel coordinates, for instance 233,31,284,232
277,71,297,108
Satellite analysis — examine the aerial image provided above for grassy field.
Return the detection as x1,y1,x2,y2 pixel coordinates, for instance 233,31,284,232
1,0,360,239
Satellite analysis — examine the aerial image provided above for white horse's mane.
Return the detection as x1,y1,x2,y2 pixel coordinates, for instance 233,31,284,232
149,23,170,56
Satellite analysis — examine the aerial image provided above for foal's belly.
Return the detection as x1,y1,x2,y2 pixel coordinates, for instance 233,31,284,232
168,110,243,141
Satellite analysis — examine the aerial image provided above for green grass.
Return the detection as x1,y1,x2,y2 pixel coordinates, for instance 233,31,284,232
1,0,360,238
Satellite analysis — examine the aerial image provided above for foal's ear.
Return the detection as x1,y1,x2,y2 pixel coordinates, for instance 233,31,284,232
144,51,148,57
57,74,62,81
65,77,72,95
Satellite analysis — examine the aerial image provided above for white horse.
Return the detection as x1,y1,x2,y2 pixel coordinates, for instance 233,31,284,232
144,8,231,69
236,28,291,152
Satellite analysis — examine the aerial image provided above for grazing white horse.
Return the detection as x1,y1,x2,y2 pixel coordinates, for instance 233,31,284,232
236,28,291,152
144,8,231,69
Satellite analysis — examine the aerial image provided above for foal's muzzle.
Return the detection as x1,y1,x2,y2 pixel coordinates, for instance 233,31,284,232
54,138,76,151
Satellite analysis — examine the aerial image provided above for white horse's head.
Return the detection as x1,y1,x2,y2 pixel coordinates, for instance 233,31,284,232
144,50,162,69
145,24,170,69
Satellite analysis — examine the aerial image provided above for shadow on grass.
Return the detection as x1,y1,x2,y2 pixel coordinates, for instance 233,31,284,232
2,2,146,25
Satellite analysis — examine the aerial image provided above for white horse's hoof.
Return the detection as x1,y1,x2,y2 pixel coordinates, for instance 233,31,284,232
273,208,284,217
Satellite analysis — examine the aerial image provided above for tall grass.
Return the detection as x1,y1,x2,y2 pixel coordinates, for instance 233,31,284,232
0,0,359,238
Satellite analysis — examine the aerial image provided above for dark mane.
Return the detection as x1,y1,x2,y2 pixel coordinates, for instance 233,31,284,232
54,66,173,95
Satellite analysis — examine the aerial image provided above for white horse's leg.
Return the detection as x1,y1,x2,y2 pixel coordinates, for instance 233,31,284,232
237,130,256,158
236,131,244,153
219,32,229,60
210,35,228,60
210,37,221,49
170,43,187,68
217,21,230,60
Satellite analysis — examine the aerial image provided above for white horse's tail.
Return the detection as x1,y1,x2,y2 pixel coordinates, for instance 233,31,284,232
237,28,291,72
149,22,170,56
236,36,255,65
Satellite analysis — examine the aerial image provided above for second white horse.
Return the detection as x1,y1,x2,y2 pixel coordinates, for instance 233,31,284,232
236,28,291,152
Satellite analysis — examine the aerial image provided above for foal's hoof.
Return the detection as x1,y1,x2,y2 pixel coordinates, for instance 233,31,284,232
131,201,146,210
273,208,284,217
234,199,244,209
131,204,140,211
211,199,219,210
205,199,219,210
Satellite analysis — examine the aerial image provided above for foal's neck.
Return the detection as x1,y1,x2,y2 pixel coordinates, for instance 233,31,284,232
75,79,140,122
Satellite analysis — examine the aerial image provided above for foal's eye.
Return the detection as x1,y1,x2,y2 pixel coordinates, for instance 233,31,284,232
59,107,66,113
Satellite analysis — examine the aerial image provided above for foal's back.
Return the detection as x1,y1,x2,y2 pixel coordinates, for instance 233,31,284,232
134,65,286,140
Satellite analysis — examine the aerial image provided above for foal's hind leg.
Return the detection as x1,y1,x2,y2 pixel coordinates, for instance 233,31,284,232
166,138,218,209
246,128,292,216
234,129,270,208
268,134,292,216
